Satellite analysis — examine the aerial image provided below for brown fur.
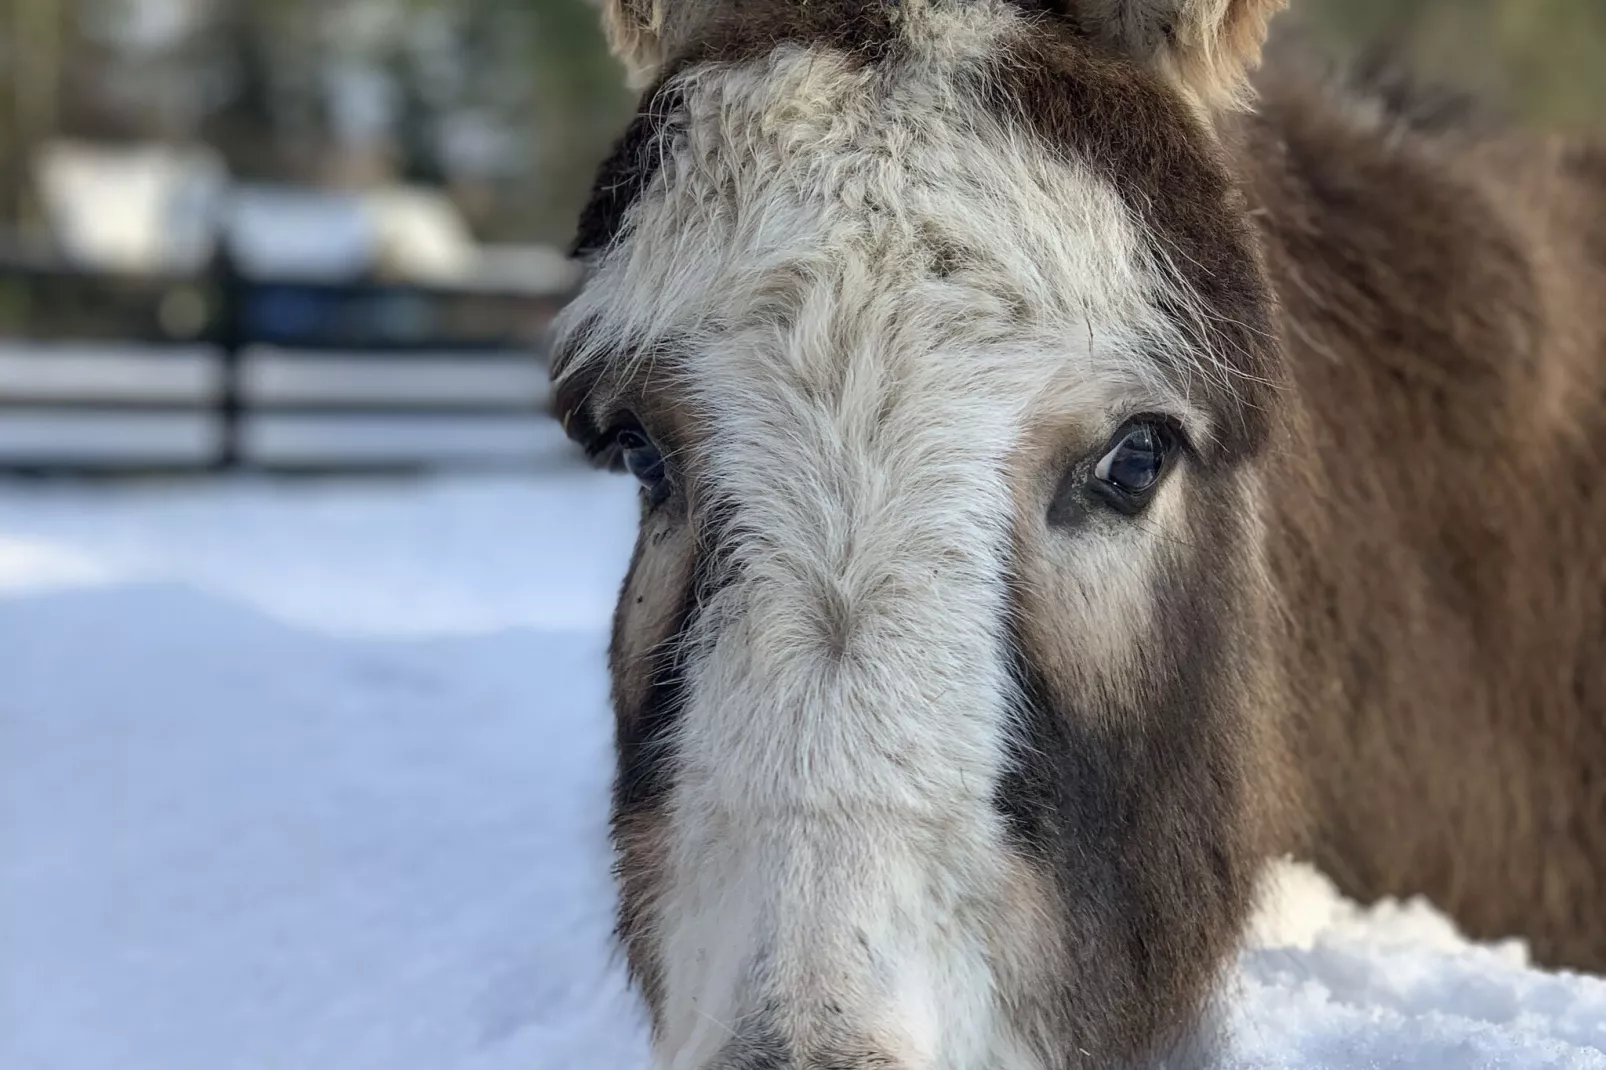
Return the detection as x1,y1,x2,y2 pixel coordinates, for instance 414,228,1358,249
1239,69,1606,969
992,0,1606,984
559,1,1606,1065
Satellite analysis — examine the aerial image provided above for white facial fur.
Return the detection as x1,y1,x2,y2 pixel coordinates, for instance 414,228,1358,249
553,6,1212,1066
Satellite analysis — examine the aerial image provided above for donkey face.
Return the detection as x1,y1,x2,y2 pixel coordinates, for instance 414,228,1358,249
553,2,1288,1066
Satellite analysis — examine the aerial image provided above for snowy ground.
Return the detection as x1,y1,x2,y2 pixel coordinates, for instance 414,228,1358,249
1,465,1603,1070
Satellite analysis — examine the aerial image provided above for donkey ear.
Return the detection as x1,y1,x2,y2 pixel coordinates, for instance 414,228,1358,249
596,0,667,89
1073,0,1287,108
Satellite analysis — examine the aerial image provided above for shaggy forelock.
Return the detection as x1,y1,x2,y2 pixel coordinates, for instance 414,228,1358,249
553,6,1269,448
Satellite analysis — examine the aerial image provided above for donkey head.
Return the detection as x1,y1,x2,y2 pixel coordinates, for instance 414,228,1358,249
553,2,1290,1066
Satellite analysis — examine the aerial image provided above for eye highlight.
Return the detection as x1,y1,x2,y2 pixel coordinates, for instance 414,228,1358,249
1088,417,1179,515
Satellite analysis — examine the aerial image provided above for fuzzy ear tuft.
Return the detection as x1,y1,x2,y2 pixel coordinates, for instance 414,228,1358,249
596,0,667,90
1074,0,1288,109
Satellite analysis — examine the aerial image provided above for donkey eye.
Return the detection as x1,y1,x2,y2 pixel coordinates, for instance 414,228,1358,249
616,427,670,503
1089,418,1178,514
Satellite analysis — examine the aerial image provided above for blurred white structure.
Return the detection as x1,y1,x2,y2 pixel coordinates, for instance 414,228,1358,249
224,185,376,281
364,186,478,282
33,141,228,273
30,138,577,292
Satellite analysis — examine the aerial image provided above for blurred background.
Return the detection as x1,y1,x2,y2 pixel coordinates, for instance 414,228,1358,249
0,0,1603,473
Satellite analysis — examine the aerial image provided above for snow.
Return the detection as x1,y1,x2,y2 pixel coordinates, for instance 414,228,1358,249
1236,866,1606,1068
0,467,1602,1070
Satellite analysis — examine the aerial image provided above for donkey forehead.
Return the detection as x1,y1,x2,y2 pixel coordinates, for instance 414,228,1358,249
554,11,1276,453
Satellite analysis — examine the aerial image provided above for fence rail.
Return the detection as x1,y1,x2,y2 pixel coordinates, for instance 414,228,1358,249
0,250,573,474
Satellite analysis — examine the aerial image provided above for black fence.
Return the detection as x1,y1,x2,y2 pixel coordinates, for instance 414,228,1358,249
0,248,573,474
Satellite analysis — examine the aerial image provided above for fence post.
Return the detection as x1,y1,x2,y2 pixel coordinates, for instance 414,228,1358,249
212,245,243,471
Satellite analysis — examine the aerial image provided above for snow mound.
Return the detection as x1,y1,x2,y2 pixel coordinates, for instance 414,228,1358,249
1235,861,1606,1068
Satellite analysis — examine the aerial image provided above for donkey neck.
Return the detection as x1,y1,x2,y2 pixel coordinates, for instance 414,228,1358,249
1224,69,1606,968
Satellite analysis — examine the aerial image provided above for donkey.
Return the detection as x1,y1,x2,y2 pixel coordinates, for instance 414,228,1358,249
549,1,1606,1066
